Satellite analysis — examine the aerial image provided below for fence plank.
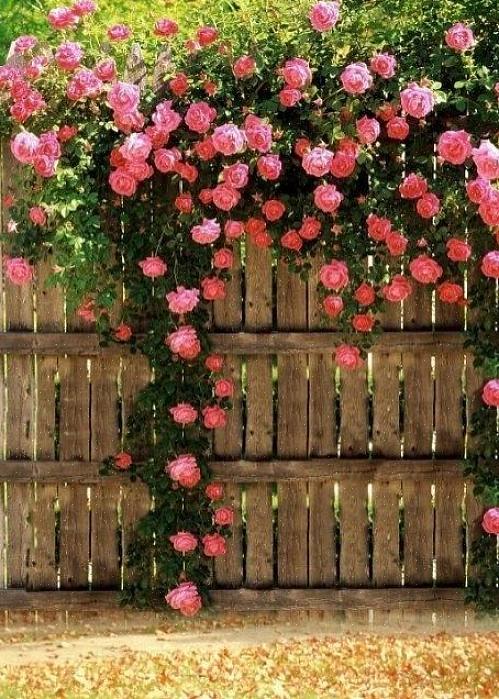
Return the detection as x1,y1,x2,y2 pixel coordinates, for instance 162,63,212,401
244,244,274,588
277,261,308,586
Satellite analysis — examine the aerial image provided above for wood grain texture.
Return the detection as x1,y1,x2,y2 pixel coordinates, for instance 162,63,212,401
434,474,465,585
403,479,434,586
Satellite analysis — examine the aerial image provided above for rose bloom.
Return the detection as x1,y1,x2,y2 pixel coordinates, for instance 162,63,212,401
409,255,443,284
314,183,343,213
299,216,321,240
309,1,340,31
113,322,132,342
155,18,179,37
446,238,471,262
262,199,285,221
482,379,499,407
212,124,246,155
335,344,364,370
400,82,435,119
206,482,224,500
330,150,356,178
198,188,213,205
340,62,373,95
202,532,227,557
170,403,198,425
352,313,375,332
11,131,39,164
387,116,410,140
165,582,202,617
107,24,132,41
114,452,132,470
202,405,227,429
114,109,145,134
212,184,241,211
437,130,472,165
438,280,464,304
257,154,282,180
167,454,201,488
244,115,273,153
319,260,349,291
169,532,197,553
233,55,256,79
197,25,219,45
195,137,216,161
279,88,302,107
138,256,167,278
481,250,499,278
57,125,77,143
120,132,153,162
385,230,408,256
399,173,428,199
213,248,234,269
366,213,391,242
166,325,201,360
201,276,226,301
153,100,182,132
166,286,200,315
323,295,344,317
29,206,47,226
175,193,193,214
482,507,499,535
214,506,234,526
224,220,245,240
206,354,224,372
72,1,97,16
281,58,312,88
295,137,311,157
5,257,33,285
55,42,83,71
13,35,38,54
479,189,499,226
472,140,499,180
356,116,380,145
185,101,217,134
214,379,234,399
94,58,117,82
416,192,441,219
248,227,273,248
224,163,249,189
108,81,140,115
48,7,78,30
382,274,412,302
445,23,475,52
154,147,181,173
77,299,96,323
354,282,375,306
466,177,490,204
281,230,303,251
191,218,221,244
302,147,334,177
370,53,397,79
169,72,189,97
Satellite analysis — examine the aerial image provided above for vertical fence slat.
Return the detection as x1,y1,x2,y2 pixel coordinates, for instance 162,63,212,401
277,261,308,586
244,244,274,587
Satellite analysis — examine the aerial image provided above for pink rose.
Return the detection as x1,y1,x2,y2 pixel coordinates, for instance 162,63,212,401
126,161,153,182
262,199,286,221
170,403,198,425
224,220,245,240
197,26,219,46
445,23,475,52
195,137,216,161
113,110,144,134
191,218,221,244
29,206,47,226
244,115,273,153
166,286,200,314
55,42,83,71
72,1,97,16
167,454,201,488
57,125,78,143
206,482,224,500
213,248,234,269
139,256,167,278
223,163,249,189
416,192,441,219
295,138,311,157
185,101,217,134
13,36,38,54
309,1,340,31
482,380,499,407
340,62,373,95
154,18,179,37
481,251,499,279
154,147,181,173
466,178,491,204
233,55,256,78
370,53,397,79
11,131,39,164
114,323,132,342
108,81,140,115
319,260,349,290
202,533,227,556
386,230,408,256
33,155,57,178
437,130,472,165
169,532,197,553
472,140,499,180
387,117,410,140
169,73,189,96
120,133,152,162
202,405,228,429
175,193,193,214
356,116,380,145
366,213,391,241
153,100,182,132
330,151,356,178
302,147,334,177
281,230,303,251
214,506,234,526
109,168,137,197
212,124,246,155
323,295,343,317
212,184,241,211
409,255,443,284
314,183,343,213
201,276,226,301
114,452,132,470
482,507,499,534
352,313,375,332
107,24,132,42
354,282,375,306
299,216,321,240
77,299,96,323
479,190,499,226
48,7,78,30
446,238,471,262
279,88,302,107
437,281,464,304
257,154,282,180
335,344,364,370
166,326,201,360
399,173,428,199
165,582,202,616
281,58,312,88
94,58,117,82
400,83,435,119
205,355,224,373
214,379,233,399
382,275,412,302
5,257,33,285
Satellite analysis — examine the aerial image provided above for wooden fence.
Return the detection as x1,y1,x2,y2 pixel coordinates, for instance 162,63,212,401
0,46,484,617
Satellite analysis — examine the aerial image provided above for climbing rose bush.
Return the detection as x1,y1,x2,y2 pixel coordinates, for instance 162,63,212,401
0,0,498,612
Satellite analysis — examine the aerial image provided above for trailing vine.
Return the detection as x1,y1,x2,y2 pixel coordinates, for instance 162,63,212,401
0,0,497,614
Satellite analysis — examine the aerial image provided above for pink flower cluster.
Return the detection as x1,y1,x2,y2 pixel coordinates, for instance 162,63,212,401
11,130,61,178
